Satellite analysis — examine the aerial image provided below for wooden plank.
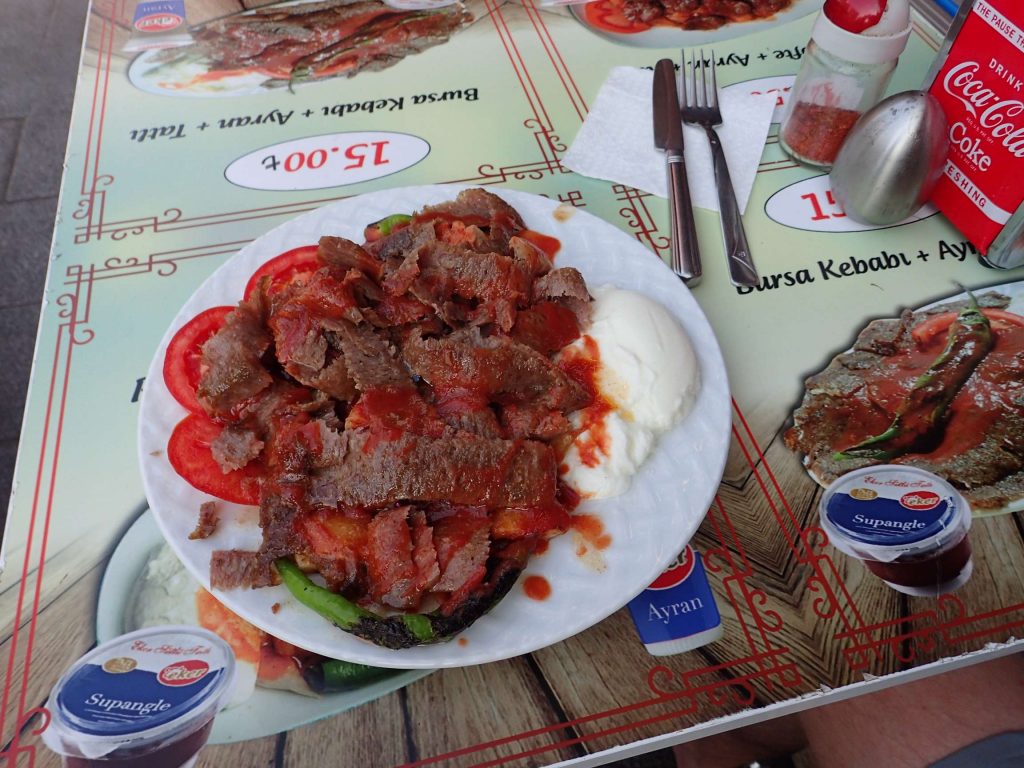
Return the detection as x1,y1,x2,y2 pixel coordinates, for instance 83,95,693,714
11,720,277,766
531,609,752,756
20,746,59,767
1,566,101,750
283,687,411,767
714,429,1024,691
402,659,580,768
701,546,902,694
710,433,822,574
198,736,279,767
0,529,112,643
692,436,902,698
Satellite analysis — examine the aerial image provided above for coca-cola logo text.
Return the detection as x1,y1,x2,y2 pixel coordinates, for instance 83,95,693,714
942,61,1024,160
158,660,210,686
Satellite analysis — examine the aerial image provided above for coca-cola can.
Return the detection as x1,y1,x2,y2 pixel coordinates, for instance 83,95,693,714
923,0,1024,269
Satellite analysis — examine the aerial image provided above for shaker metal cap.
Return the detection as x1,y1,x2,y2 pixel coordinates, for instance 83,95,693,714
829,90,949,226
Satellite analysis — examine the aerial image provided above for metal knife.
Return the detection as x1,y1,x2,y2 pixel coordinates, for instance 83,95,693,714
652,58,701,285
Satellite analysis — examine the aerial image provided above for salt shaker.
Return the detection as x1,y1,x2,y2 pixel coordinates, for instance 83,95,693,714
779,0,912,168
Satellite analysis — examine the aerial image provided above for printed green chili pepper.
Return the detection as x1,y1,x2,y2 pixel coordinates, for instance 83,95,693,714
836,299,993,461
303,659,396,693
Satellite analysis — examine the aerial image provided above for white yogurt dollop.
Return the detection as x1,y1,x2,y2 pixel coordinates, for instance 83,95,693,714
128,544,203,631
561,286,699,499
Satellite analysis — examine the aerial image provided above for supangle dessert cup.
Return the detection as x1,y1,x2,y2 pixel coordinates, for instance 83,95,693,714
819,465,973,597
42,626,236,768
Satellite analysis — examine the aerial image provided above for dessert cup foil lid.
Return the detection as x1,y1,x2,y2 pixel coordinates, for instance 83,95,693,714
821,466,966,550
46,626,234,757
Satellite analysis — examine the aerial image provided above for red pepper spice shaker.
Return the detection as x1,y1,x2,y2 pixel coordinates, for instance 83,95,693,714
780,0,912,167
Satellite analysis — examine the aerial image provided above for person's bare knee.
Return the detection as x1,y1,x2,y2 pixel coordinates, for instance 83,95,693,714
672,716,806,768
798,654,1024,768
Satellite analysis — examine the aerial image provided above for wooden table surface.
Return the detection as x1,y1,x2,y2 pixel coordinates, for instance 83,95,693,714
7,411,1022,767
2,1,1023,766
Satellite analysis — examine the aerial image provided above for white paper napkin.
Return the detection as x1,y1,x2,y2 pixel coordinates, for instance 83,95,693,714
562,66,777,214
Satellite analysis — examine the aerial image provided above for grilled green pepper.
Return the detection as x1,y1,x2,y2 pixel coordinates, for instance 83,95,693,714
836,299,993,461
363,214,412,242
275,553,526,649
275,559,433,648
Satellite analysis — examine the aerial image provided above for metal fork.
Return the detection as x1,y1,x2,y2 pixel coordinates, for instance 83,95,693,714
680,50,759,288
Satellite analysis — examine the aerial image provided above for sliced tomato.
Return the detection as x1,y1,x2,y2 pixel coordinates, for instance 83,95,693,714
582,0,652,33
912,307,1024,346
163,306,234,414
243,245,320,301
195,589,262,665
168,414,263,505
269,636,312,660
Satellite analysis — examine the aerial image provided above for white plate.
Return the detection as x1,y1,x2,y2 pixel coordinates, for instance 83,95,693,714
138,184,732,668
128,48,277,99
569,0,822,48
96,509,433,743
802,279,1024,517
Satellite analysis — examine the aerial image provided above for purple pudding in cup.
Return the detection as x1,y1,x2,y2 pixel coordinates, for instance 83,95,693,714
820,465,973,596
42,626,235,768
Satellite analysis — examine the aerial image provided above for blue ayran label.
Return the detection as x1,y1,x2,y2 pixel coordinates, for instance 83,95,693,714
628,545,721,645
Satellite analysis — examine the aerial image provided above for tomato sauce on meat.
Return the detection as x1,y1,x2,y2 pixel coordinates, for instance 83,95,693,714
512,302,580,354
517,230,560,260
172,191,595,642
347,386,447,450
583,0,794,33
787,296,1024,512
